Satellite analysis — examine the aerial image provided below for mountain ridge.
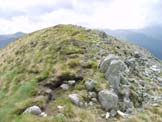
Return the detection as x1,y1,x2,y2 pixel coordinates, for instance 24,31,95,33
0,24,162,122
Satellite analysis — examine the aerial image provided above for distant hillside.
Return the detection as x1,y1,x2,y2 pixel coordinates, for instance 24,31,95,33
0,32,25,48
105,26,162,60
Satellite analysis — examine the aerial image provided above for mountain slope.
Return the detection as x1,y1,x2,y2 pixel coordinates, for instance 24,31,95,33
105,28,162,60
0,24,162,122
0,32,24,48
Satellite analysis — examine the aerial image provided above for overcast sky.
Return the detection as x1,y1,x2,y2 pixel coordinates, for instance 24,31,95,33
0,0,161,34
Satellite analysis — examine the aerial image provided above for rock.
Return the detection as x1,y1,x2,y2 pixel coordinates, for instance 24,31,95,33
85,79,97,91
98,90,118,111
40,112,47,117
68,94,83,107
91,98,98,102
117,110,128,118
134,51,142,58
99,54,119,73
45,88,52,94
60,84,69,90
68,80,76,86
105,112,110,119
23,105,42,115
105,60,127,90
56,113,64,117
150,65,161,73
57,105,64,110
157,77,162,82
68,94,80,105
110,109,117,117
88,101,94,106
88,92,97,99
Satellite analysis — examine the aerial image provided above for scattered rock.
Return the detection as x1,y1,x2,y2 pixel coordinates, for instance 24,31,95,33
91,98,98,102
117,110,128,118
40,112,47,117
68,80,76,86
60,84,69,90
105,112,110,119
88,92,97,99
23,105,47,117
57,105,64,110
110,109,117,117
98,90,118,111
134,51,142,58
88,101,94,106
23,105,42,115
85,79,97,91
56,113,64,117
68,94,83,107
69,94,80,105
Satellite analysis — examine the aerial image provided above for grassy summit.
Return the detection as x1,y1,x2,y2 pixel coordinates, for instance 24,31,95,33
0,24,162,122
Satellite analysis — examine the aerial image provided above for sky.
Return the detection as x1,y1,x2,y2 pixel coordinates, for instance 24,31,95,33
0,0,162,34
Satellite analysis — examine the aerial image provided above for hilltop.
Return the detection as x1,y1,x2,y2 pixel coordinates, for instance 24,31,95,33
0,24,162,122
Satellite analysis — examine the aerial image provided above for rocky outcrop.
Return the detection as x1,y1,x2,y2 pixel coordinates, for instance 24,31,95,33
98,90,118,111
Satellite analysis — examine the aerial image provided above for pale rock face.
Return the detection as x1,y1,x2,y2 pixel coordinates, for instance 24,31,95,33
99,54,119,73
105,60,127,90
98,90,118,111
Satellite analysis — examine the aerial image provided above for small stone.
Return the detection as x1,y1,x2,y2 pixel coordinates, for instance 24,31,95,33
56,113,64,117
85,79,97,91
88,92,97,98
91,98,97,102
110,109,117,117
84,102,88,107
88,101,93,106
105,112,110,119
69,94,80,106
40,112,47,117
117,110,128,118
78,102,84,107
60,84,69,90
68,80,76,86
45,89,52,94
57,105,64,109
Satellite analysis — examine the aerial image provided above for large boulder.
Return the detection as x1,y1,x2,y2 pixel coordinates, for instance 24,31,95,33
105,60,127,90
98,90,118,111
99,54,119,73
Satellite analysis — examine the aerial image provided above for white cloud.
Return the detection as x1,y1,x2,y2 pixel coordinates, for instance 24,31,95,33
0,0,161,34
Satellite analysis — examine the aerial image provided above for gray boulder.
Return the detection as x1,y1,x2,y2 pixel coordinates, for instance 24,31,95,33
98,90,118,111
23,105,42,115
99,54,119,73
68,94,83,107
105,60,127,90
85,79,97,91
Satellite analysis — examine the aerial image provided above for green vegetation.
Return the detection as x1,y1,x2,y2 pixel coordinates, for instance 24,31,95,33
0,24,162,122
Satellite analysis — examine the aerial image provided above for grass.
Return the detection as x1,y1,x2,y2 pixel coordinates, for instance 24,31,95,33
0,24,162,122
